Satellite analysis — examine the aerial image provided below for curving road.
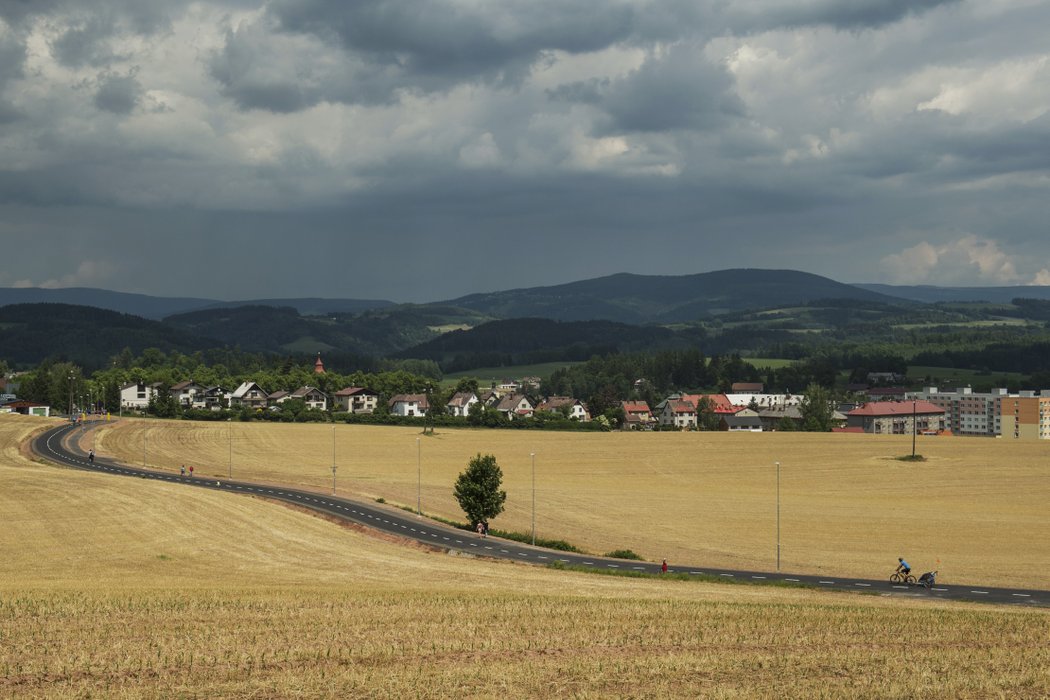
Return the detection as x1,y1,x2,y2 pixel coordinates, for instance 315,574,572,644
33,422,1048,608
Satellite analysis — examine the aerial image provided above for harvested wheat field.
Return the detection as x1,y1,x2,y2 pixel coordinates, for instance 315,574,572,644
88,418,1050,589
2,415,1049,698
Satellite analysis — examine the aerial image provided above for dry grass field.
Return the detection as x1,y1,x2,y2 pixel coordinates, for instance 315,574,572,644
2,415,1049,698
89,417,1050,589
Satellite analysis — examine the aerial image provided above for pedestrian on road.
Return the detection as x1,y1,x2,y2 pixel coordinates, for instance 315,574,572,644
476,521,485,537
88,449,94,464
661,559,668,574
188,465,194,478
483,521,489,537
180,465,186,476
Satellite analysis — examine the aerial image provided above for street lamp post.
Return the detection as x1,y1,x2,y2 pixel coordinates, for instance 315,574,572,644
776,461,781,571
416,437,421,515
531,452,536,546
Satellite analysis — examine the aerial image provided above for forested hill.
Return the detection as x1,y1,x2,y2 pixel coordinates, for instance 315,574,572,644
0,303,217,369
442,269,906,323
396,318,696,372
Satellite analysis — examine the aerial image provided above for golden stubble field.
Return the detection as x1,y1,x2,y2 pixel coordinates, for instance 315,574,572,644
88,417,1050,589
2,415,1049,698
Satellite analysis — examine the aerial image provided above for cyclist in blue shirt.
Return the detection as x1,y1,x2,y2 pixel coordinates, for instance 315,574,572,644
896,557,911,576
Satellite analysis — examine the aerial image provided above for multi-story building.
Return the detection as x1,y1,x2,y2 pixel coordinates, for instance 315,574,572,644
997,392,1050,440
905,387,1004,437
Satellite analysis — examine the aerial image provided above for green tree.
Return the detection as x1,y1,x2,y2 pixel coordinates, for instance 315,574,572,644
453,453,507,528
799,383,835,432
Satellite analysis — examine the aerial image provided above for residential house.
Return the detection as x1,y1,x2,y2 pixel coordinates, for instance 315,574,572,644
657,398,697,429
494,393,535,420
719,414,764,432
229,381,269,409
757,405,803,431
479,390,501,407
169,380,205,409
333,387,379,414
536,396,590,421
621,401,654,430
725,393,801,409
200,386,227,410
290,386,328,410
120,382,163,411
266,390,291,406
389,394,429,417
446,392,479,417
846,401,945,435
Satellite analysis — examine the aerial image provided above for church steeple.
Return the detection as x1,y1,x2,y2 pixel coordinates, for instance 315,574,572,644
314,353,325,374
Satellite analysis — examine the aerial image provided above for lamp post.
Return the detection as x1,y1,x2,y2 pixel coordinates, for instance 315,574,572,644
531,452,536,546
331,423,337,496
776,461,781,571
416,437,421,515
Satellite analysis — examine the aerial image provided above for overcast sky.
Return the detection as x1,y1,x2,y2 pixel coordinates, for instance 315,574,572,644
1,0,1048,303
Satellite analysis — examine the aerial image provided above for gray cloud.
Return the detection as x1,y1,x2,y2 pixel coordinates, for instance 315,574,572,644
93,68,141,114
599,44,745,133
1,0,1049,300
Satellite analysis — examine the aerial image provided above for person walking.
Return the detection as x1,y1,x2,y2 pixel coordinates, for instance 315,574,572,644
88,449,94,464
180,465,186,477
661,559,668,574
188,465,194,478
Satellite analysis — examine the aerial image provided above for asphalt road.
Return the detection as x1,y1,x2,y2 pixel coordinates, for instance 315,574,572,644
33,421,1048,608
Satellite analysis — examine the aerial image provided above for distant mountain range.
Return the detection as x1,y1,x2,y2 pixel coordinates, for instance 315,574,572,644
4,271,1050,322
4,270,1050,371
0,287,394,319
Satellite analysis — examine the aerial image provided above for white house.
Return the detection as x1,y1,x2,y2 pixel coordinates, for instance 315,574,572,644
536,396,590,421
169,380,205,408
290,386,329,410
446,392,479,417
229,381,268,409
657,398,697,429
494,393,535,420
389,393,429,417
333,387,379,414
120,382,162,411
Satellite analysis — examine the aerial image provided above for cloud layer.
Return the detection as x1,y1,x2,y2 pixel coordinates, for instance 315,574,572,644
0,0,1048,300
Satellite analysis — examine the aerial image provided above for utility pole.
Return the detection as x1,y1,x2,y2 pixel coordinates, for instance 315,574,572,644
331,423,337,496
416,437,421,515
228,424,233,479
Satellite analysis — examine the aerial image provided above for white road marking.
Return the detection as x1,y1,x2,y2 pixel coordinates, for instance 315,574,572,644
892,585,908,590
720,573,734,577
1013,593,1031,598
932,588,948,592
785,578,800,582
819,581,835,585
752,576,766,580
970,590,989,595
855,583,871,587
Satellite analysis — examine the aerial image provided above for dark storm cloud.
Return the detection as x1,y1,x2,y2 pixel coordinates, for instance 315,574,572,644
269,0,637,74
733,0,961,31
598,44,746,133
93,68,141,114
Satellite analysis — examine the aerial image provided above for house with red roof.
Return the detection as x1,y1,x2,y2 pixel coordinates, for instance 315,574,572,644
621,400,654,430
846,401,945,435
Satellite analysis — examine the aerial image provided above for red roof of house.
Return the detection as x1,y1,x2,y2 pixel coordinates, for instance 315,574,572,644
621,401,651,413
682,393,742,414
848,400,944,416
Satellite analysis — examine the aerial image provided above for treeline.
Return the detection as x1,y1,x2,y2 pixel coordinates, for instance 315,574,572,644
16,346,442,415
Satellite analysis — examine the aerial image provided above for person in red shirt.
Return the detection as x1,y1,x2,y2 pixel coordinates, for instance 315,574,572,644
661,559,668,574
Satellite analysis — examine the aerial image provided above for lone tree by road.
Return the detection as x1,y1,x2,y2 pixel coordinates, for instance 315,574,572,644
454,453,507,528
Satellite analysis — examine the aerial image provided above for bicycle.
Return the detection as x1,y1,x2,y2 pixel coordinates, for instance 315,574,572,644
890,571,916,584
